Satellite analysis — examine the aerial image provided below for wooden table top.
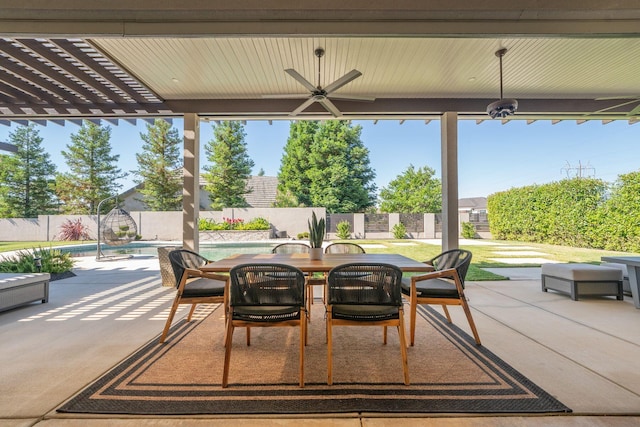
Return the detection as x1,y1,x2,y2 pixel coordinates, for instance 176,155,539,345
201,253,432,273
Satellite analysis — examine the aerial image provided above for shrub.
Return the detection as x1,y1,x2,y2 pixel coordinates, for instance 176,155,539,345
236,217,270,230
392,222,407,239
0,247,74,274
336,220,351,239
461,222,477,239
199,217,271,231
58,218,91,241
297,231,309,240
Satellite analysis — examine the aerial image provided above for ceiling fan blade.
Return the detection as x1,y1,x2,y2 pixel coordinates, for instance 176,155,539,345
323,69,362,94
595,96,640,101
318,98,342,117
262,94,311,99
289,97,316,116
590,99,640,115
285,69,317,93
329,93,375,102
627,102,640,116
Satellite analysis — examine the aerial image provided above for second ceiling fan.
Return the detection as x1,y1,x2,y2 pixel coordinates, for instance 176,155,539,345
264,47,374,117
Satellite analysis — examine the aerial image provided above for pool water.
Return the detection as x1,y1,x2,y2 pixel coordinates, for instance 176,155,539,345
62,242,277,260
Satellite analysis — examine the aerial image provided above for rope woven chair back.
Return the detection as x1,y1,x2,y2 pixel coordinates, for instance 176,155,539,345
271,243,310,254
229,263,305,307
168,249,209,288
430,249,472,287
324,242,366,254
327,263,403,307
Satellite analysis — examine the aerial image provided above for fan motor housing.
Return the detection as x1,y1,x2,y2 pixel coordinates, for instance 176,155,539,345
486,98,518,119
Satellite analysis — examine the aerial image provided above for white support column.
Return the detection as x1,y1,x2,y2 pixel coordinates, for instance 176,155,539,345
441,112,459,251
182,113,200,252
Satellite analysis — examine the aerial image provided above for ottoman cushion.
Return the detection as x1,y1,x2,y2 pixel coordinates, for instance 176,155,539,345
541,263,622,281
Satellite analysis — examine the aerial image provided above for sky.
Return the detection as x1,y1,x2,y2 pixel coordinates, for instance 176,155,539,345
0,118,638,200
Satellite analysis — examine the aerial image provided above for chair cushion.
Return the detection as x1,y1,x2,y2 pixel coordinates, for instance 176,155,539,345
182,277,226,297
232,305,301,322
331,304,399,321
401,277,459,298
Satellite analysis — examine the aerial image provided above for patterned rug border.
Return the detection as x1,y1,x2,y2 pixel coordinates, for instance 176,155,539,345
58,305,571,415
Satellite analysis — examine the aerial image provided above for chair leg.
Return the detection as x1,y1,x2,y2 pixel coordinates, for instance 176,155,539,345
299,316,306,387
187,303,197,321
409,297,417,347
306,283,312,322
246,327,251,346
222,320,235,388
159,296,181,343
383,326,388,345
442,304,452,323
327,313,333,385
398,310,410,385
460,300,482,345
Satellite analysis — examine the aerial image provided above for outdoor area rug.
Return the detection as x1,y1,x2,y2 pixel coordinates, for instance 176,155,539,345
58,303,571,415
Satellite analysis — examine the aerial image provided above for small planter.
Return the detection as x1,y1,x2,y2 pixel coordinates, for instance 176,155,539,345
309,247,323,260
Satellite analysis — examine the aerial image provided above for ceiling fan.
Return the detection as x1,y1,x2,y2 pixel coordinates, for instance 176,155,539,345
264,47,374,117
589,96,640,117
486,48,518,119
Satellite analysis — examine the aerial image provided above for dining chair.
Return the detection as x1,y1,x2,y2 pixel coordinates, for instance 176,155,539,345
324,242,366,254
223,263,307,388
326,262,409,385
272,241,322,316
160,249,229,343
271,242,310,254
401,249,481,346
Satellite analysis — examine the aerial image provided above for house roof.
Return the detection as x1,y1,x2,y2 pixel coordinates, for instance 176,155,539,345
458,197,487,211
197,175,278,208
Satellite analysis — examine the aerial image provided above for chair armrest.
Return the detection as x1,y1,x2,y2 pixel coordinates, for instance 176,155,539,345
411,267,465,294
410,267,460,283
200,271,230,282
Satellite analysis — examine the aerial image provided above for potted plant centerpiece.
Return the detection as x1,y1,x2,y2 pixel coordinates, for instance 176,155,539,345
308,212,325,260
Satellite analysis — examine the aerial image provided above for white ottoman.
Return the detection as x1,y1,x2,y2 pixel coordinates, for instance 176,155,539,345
541,263,623,301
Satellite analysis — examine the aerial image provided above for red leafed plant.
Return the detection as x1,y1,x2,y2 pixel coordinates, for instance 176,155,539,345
58,218,92,241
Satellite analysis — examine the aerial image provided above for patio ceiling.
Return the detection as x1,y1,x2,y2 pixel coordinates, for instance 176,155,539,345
2,3,640,123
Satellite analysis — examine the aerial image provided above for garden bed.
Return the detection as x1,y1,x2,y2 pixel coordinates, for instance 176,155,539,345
199,230,272,242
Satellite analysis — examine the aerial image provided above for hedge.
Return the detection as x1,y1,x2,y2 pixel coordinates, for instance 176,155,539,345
487,173,640,252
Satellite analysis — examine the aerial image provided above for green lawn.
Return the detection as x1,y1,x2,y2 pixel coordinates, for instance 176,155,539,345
1,239,637,282
340,239,639,281
0,241,96,255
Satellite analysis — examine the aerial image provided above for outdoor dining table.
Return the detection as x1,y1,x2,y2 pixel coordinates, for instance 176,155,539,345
200,253,434,274
600,256,640,309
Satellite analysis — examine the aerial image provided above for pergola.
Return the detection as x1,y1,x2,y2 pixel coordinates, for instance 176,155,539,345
2,2,640,251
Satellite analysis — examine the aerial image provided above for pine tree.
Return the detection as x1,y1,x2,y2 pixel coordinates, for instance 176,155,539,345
132,119,182,211
307,121,377,213
0,124,57,217
202,121,255,210
55,121,126,214
275,121,318,207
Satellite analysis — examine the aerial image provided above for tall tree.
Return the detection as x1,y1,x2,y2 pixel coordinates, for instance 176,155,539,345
0,125,57,217
0,154,19,217
132,119,183,211
276,121,318,207
307,121,377,213
202,121,255,210
55,121,126,214
378,164,442,213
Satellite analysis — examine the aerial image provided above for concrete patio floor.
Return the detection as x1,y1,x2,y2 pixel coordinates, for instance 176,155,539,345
0,255,639,426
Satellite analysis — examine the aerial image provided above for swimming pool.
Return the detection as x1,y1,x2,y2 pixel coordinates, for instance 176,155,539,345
61,241,277,260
